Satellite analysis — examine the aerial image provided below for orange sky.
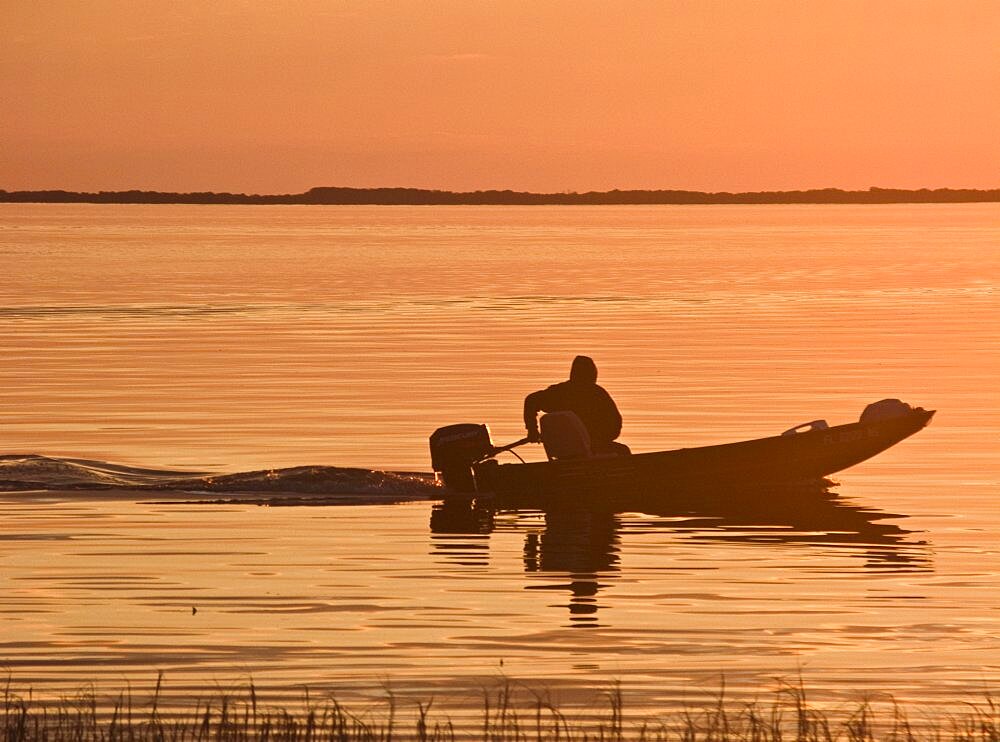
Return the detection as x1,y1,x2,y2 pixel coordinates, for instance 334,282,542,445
3,1,999,193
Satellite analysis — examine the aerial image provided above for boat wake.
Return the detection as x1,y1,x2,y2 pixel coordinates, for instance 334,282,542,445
0,454,202,489
0,454,441,503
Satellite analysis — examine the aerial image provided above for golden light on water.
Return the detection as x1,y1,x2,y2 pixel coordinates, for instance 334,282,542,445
1,203,998,717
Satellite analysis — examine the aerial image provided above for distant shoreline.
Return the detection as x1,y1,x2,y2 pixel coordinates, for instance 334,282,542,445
2,186,1000,205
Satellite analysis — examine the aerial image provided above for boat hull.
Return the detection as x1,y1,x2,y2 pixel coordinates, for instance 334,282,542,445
468,408,934,506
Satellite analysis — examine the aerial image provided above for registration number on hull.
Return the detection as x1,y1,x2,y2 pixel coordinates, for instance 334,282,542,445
823,427,880,445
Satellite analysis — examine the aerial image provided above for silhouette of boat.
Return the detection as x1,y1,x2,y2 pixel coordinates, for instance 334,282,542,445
430,403,934,505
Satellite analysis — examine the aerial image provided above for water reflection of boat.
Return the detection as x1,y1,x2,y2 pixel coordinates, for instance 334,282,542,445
429,483,930,625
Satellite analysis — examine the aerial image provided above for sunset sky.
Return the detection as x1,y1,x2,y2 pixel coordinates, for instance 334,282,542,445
3,1,999,193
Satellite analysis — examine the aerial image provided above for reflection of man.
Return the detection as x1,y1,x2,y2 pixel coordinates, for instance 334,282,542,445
523,507,621,626
523,355,629,456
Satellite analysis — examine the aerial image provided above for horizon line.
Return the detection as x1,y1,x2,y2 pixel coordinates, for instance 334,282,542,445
3,185,1000,206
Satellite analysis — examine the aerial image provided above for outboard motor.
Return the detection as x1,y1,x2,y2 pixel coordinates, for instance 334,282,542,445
429,423,494,493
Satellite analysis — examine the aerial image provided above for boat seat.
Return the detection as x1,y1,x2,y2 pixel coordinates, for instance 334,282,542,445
540,411,593,460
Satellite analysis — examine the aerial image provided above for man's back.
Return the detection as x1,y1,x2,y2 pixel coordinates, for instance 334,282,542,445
527,379,622,446
523,356,624,453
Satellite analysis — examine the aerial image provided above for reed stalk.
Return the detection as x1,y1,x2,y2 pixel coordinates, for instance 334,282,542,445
2,677,997,742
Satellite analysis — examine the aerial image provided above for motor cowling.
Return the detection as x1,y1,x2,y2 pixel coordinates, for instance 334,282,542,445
429,423,494,493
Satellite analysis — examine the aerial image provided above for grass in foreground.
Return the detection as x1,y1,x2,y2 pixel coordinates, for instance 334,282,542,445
3,676,1000,742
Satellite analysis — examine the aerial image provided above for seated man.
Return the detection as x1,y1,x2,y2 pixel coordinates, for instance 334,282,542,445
523,356,630,456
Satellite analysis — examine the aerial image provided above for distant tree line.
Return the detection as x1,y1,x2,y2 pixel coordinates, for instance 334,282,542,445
2,186,999,205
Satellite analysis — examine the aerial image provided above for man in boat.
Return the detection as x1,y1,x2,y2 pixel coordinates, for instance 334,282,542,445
523,355,631,456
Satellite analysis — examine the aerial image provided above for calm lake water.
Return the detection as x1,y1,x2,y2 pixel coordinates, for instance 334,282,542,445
1,204,998,717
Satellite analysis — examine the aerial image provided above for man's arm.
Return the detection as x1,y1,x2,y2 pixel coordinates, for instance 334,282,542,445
523,389,548,442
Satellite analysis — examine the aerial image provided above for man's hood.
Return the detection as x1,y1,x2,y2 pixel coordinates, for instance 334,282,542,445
569,355,598,384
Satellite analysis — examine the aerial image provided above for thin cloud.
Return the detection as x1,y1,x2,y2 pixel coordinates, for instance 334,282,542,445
421,53,493,62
